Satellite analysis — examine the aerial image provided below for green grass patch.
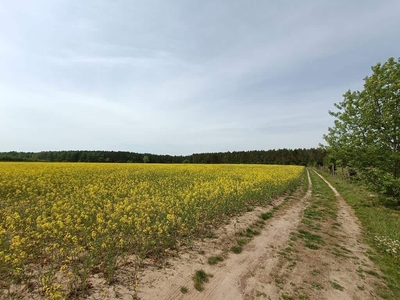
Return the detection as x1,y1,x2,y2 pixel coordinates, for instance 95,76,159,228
256,290,267,297
365,269,380,278
298,229,324,245
315,169,400,299
261,212,274,220
231,245,242,254
331,281,344,291
245,228,260,237
310,269,320,276
311,281,323,290
207,255,224,265
305,242,319,250
281,293,294,300
237,238,249,246
303,208,324,220
193,269,212,291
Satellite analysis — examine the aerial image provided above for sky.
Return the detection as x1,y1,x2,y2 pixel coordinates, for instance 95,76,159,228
1,1,399,155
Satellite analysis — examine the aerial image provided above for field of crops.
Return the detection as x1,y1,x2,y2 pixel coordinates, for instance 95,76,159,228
0,162,304,298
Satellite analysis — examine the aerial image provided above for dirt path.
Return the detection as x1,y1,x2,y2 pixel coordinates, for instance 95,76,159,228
136,171,312,300
130,169,387,300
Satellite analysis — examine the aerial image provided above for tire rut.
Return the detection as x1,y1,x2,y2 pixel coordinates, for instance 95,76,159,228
138,170,312,300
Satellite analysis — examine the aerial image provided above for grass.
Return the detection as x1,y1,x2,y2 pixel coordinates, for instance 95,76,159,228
319,169,400,299
298,229,324,245
207,255,224,265
260,212,274,220
231,245,242,254
245,228,261,237
281,293,294,300
256,290,267,297
310,269,320,276
192,269,212,291
311,281,323,290
331,281,344,291
304,242,319,250
316,173,400,300
237,238,249,246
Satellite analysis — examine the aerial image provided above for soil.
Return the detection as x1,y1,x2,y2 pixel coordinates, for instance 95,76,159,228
121,170,385,300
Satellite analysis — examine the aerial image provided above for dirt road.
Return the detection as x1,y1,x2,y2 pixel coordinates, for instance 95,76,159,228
107,170,387,299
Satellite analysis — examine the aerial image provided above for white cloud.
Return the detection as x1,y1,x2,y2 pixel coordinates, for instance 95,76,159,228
1,0,399,154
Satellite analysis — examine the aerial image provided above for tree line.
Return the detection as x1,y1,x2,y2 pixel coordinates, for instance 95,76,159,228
192,148,325,166
0,148,325,166
0,151,188,163
324,57,399,201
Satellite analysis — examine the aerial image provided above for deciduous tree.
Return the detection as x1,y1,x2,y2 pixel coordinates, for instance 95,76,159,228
324,57,400,198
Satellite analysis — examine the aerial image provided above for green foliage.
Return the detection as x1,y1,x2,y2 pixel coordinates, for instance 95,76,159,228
230,245,242,254
260,212,274,220
0,148,326,165
324,57,400,199
207,255,224,265
325,173,400,298
143,155,150,163
192,269,212,291
331,281,344,291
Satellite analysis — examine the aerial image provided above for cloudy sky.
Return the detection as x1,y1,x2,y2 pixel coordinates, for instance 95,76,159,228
1,1,399,155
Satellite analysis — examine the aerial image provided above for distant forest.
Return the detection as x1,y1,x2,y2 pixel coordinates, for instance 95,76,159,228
0,148,325,166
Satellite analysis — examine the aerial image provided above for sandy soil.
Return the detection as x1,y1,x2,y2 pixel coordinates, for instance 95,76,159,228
125,170,386,300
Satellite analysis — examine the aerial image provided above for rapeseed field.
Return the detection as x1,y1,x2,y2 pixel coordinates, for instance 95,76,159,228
0,162,303,298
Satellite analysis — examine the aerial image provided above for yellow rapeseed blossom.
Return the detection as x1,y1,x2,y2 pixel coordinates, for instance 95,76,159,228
0,162,304,295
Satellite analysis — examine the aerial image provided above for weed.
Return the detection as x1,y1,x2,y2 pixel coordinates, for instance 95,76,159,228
311,282,323,290
255,219,265,228
310,269,320,276
205,231,217,239
301,219,312,226
246,228,260,237
298,229,324,245
284,247,292,253
365,269,380,278
331,281,344,291
303,208,323,221
207,256,224,265
305,242,319,250
237,238,249,246
231,245,242,254
180,286,189,293
261,212,274,220
356,267,366,279
256,290,267,297
272,274,285,286
192,269,212,291
287,262,297,270
281,293,294,300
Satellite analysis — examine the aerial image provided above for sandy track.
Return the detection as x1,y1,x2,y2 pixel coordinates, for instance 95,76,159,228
137,170,312,300
135,170,388,300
